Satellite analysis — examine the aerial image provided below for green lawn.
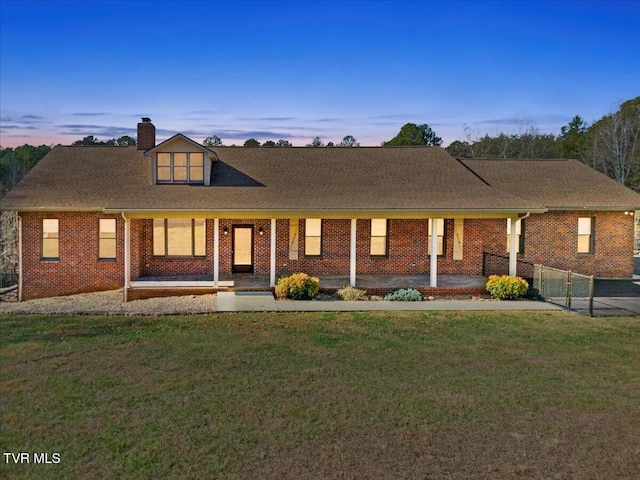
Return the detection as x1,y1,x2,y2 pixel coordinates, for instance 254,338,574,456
1,311,639,479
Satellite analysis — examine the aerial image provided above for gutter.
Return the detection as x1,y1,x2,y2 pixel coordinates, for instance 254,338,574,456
102,207,548,220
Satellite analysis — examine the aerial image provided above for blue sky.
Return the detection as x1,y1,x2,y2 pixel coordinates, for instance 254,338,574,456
1,0,638,148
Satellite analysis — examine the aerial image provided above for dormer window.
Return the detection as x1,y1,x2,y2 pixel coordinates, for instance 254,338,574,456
157,152,204,184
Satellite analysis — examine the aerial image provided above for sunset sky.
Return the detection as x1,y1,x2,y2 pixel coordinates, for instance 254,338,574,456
1,0,638,148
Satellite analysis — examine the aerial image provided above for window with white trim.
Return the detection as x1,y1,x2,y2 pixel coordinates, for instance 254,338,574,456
153,218,206,257
305,219,322,256
99,219,117,260
156,152,204,183
577,217,594,254
42,219,59,260
428,219,445,256
370,219,388,256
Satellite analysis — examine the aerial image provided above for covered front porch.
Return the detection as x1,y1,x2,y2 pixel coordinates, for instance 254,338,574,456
129,273,487,295
120,213,528,301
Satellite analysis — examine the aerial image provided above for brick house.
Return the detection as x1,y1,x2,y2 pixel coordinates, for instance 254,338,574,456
1,118,639,301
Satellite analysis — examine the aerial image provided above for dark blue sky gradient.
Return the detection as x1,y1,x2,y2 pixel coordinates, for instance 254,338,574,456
1,0,638,147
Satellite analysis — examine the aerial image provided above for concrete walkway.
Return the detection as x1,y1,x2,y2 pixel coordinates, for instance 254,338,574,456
215,291,562,312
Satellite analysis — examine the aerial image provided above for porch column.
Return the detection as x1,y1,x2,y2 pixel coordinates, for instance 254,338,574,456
509,217,518,276
123,216,130,301
430,218,439,287
213,218,219,287
270,218,276,287
350,219,357,286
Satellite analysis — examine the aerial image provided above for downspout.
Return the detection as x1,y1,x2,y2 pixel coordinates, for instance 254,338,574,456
508,212,531,276
121,212,130,302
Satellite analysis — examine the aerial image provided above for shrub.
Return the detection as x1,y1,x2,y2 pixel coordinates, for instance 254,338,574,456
336,285,368,301
485,275,529,300
384,288,423,301
275,273,320,300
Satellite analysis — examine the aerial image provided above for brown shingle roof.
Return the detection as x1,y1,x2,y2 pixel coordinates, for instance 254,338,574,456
462,158,640,210
0,145,541,213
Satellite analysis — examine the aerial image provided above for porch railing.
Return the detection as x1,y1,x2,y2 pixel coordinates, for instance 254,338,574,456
482,252,535,281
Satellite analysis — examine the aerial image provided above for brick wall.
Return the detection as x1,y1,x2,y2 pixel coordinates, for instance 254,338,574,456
277,219,506,277
137,219,213,277
137,120,155,150
21,211,124,300
510,211,633,278
19,211,634,299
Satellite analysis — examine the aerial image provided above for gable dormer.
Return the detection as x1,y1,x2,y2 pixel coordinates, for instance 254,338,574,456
144,133,217,186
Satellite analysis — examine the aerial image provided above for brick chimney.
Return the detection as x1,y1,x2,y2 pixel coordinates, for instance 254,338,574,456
137,117,156,150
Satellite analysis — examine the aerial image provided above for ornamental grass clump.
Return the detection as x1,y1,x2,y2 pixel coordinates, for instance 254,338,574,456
336,285,369,301
275,273,320,300
485,275,529,300
384,288,423,301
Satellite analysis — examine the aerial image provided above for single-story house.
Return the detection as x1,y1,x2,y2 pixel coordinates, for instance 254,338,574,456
1,118,639,301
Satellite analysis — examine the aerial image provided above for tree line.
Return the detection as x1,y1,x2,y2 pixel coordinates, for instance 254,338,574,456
204,135,361,148
1,96,638,198
0,135,137,197
445,97,640,189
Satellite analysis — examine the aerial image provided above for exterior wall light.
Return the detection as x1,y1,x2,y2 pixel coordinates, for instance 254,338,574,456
223,227,229,235
258,227,265,236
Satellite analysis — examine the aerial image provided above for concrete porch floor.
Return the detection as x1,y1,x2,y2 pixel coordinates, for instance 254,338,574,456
132,274,487,290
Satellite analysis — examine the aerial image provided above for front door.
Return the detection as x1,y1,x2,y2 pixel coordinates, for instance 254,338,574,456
232,225,254,273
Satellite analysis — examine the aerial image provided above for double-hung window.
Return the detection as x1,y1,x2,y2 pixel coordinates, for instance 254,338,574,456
153,219,206,257
157,152,204,183
577,217,594,254
428,219,445,256
305,219,322,256
42,219,59,260
370,219,388,256
98,219,117,260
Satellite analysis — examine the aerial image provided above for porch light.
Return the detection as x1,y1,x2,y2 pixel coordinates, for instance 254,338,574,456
223,227,229,235
258,227,265,236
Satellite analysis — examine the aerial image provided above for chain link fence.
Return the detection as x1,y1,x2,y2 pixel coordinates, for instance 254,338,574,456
533,265,640,317
483,253,640,316
533,265,595,315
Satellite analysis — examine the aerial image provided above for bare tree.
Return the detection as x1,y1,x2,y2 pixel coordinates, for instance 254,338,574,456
0,211,18,274
591,103,640,186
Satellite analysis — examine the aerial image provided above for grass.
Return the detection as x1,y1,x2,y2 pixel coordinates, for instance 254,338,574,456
1,311,639,479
